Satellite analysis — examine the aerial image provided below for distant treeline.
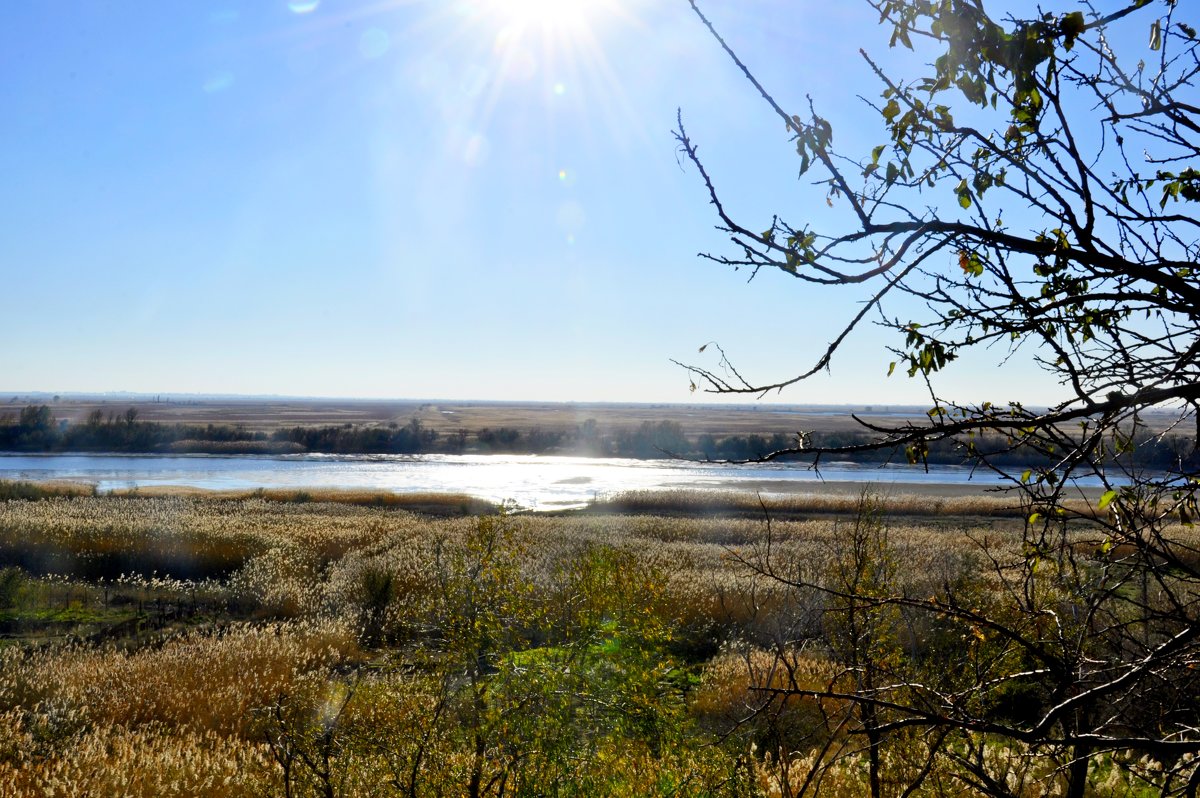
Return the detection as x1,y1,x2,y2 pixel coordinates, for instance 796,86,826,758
1,405,1197,470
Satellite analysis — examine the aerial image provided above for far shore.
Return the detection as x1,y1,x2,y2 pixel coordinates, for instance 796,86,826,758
706,477,1104,501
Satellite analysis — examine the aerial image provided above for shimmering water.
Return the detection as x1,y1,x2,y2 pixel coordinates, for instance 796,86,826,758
0,453,1016,510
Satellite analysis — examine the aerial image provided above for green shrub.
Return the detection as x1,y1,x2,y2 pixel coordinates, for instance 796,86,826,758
0,566,26,609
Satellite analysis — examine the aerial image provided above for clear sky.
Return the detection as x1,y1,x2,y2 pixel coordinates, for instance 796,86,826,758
1,0,1066,405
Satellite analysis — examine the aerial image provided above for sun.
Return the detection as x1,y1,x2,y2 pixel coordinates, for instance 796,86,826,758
482,0,608,32
427,0,647,165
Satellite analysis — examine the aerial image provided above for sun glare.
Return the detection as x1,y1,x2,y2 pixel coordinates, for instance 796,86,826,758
396,0,648,182
484,0,605,30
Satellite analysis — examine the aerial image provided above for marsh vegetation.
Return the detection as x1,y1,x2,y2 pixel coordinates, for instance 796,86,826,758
0,486,1193,795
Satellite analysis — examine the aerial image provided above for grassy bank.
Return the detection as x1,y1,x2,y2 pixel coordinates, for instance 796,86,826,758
0,481,96,502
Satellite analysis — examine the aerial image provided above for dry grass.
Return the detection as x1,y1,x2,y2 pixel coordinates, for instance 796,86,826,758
0,492,1192,796
0,619,356,797
0,723,273,798
0,620,358,736
585,488,1037,518
108,485,496,515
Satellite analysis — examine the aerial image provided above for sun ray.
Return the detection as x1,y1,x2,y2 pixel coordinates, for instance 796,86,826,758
458,0,651,149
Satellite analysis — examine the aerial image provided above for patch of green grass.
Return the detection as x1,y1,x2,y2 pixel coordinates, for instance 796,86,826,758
0,605,132,624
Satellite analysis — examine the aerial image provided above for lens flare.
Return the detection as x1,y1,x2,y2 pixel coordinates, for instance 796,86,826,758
359,28,390,59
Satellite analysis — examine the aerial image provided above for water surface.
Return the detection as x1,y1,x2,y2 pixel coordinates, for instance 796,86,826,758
0,453,1019,510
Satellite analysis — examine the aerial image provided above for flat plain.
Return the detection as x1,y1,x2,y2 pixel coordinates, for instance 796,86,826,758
1,395,931,437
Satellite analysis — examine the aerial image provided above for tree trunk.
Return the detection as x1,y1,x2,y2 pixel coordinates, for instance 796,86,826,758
1065,742,1090,798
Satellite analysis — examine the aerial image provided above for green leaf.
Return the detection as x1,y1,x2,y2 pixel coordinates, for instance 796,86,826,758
1021,469,1032,484
1098,490,1118,510
954,178,972,210
887,362,896,377
1028,512,1041,525
1150,19,1162,51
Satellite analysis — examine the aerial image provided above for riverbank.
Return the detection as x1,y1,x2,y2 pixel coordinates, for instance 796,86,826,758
1,477,1103,522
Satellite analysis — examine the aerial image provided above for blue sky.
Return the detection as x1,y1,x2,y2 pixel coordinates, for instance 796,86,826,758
1,0,1065,405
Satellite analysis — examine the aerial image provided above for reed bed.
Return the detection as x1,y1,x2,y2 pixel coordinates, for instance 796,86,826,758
0,481,96,502
0,494,1025,623
0,723,274,798
0,492,1189,796
108,486,497,515
0,619,358,735
0,619,357,797
585,488,1045,518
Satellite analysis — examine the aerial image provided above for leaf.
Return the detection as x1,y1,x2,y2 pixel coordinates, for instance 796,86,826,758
1028,512,1041,525
1098,490,1118,510
813,117,833,147
882,99,901,124
698,344,708,353
1150,19,1162,51
887,362,896,377
954,178,972,209
1021,469,1032,484
1061,11,1085,51
958,250,983,277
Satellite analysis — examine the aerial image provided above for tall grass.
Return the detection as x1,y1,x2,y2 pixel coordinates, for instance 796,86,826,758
585,488,1036,517
108,485,496,515
0,492,1188,796
0,482,96,502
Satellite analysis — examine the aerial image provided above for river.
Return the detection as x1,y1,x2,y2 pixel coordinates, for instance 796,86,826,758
0,452,1032,510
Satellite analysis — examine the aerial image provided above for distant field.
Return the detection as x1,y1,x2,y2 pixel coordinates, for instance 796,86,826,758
0,396,944,438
